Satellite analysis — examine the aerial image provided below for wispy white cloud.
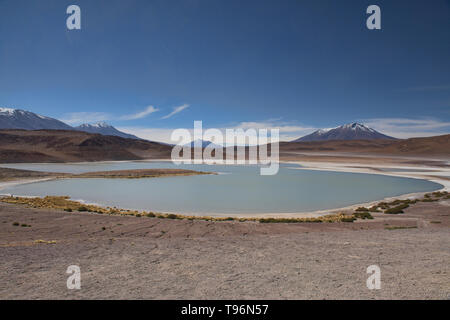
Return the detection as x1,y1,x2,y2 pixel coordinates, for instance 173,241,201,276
119,119,317,144
362,118,450,138
161,104,190,119
60,105,159,125
60,112,111,125
120,105,159,120
232,120,316,142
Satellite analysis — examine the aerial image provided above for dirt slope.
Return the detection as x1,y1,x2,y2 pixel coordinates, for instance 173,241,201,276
0,130,172,163
280,134,450,157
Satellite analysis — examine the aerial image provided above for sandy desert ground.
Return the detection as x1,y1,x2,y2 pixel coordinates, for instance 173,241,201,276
0,195,449,299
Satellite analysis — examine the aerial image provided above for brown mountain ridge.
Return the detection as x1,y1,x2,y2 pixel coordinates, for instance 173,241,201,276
0,129,448,163
280,134,450,157
0,129,172,163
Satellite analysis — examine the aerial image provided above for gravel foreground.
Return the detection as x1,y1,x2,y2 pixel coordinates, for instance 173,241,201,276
0,201,449,300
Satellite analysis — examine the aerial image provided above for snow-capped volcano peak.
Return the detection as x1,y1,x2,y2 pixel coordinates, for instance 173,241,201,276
78,122,112,129
0,107,16,115
75,122,141,140
316,128,333,135
0,107,72,130
0,107,146,140
183,139,223,148
341,122,375,132
293,122,396,142
96,121,111,128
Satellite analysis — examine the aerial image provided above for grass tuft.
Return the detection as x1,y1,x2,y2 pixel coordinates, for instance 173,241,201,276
385,225,417,230
34,240,57,244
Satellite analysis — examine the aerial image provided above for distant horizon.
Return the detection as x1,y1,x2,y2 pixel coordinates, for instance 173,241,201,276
1,106,449,144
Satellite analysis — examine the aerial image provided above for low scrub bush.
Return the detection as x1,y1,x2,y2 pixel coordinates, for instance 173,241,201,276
421,198,438,202
377,202,389,209
384,203,409,214
353,211,373,219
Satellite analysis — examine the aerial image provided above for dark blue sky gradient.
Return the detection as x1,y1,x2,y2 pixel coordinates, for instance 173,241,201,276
0,0,449,139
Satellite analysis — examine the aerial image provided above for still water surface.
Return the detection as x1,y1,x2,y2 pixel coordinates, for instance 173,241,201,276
0,161,442,214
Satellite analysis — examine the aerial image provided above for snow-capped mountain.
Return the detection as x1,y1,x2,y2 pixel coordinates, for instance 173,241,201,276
0,108,143,140
183,139,222,148
0,107,73,130
293,123,396,142
75,122,141,140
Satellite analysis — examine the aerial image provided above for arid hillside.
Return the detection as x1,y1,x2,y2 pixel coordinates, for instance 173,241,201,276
280,134,450,158
0,130,172,163
0,130,449,164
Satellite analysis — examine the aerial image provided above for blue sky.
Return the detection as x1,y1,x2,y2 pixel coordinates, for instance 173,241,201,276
1,0,450,142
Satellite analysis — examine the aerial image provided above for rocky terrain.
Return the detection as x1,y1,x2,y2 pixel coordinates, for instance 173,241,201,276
0,198,448,299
